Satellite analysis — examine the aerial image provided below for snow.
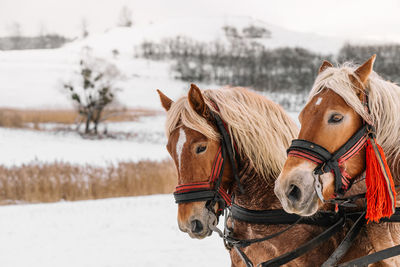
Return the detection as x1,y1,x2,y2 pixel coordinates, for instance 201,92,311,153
0,15,306,166
0,49,186,110
66,16,345,55
0,126,168,167
0,16,347,110
0,194,230,267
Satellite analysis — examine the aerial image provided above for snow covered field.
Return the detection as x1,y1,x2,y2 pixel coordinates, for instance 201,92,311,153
0,115,169,167
0,194,230,267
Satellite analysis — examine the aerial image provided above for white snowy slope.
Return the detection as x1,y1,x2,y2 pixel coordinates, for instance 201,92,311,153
0,49,186,110
0,195,230,267
67,16,345,55
0,16,347,110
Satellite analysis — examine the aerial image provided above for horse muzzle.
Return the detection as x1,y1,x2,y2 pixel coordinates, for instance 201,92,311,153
178,208,218,239
275,168,321,216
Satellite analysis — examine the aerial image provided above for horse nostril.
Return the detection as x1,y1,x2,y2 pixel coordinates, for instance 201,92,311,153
287,184,301,202
191,219,204,234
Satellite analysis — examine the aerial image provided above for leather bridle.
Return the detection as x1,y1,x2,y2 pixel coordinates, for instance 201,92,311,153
287,124,373,198
173,105,243,216
286,92,373,200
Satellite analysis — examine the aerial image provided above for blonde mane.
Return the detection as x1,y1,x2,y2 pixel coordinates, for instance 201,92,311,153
309,64,400,177
165,87,298,183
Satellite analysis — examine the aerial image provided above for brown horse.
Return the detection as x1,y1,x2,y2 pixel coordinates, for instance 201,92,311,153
275,55,400,265
158,84,351,266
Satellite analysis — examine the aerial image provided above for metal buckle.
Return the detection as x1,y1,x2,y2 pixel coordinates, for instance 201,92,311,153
208,211,224,238
313,172,325,202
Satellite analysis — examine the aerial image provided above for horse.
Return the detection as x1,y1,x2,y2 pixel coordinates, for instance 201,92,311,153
158,84,353,266
274,55,400,265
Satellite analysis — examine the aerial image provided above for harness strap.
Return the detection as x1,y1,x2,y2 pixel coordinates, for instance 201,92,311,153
174,190,217,203
321,212,366,267
234,246,254,267
227,217,302,249
231,204,340,226
338,245,400,267
259,216,345,267
212,111,244,194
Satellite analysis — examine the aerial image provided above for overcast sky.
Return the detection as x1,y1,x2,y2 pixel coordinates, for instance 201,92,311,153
0,0,399,41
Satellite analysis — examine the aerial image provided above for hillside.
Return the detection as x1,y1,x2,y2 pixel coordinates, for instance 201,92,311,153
0,16,349,110
66,16,345,56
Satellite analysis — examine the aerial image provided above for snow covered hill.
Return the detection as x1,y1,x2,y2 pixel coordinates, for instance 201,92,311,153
0,16,346,110
67,16,345,56
0,195,230,267
0,49,186,109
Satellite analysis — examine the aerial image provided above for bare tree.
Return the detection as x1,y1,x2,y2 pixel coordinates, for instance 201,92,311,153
118,6,133,27
64,49,122,134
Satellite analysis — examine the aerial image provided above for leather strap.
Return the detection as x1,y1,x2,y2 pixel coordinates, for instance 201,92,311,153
338,245,400,267
231,204,340,226
259,217,345,267
321,212,366,267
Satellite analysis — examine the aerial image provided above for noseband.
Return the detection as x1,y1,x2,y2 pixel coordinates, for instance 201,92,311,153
173,105,243,214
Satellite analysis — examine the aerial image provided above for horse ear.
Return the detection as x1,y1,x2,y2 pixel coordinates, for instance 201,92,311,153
188,84,207,116
355,54,376,84
157,89,173,111
318,60,333,74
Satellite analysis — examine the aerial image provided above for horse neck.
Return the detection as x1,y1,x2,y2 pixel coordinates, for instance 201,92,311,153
232,159,282,210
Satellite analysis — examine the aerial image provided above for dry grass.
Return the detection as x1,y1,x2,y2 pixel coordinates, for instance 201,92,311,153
0,108,161,129
0,160,177,205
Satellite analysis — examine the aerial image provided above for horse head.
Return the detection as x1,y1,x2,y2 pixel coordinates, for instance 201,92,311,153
158,84,234,239
275,55,377,216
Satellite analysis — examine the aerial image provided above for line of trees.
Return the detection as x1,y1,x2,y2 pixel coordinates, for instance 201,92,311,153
139,33,400,93
0,34,70,50
338,43,400,84
139,33,330,93
1,5,134,51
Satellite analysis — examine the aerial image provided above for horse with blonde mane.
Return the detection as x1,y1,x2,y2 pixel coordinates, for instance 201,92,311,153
275,55,400,265
158,84,361,266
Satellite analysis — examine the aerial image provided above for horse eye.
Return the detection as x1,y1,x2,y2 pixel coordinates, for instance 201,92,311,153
196,145,207,154
328,114,344,124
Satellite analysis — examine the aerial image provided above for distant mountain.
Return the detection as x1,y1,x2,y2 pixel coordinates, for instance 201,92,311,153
65,16,346,56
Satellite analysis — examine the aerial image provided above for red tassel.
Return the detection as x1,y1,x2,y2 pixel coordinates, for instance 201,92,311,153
365,138,396,223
